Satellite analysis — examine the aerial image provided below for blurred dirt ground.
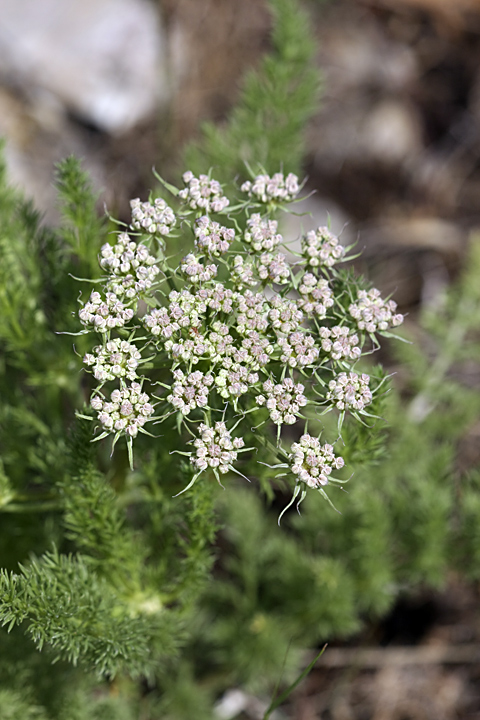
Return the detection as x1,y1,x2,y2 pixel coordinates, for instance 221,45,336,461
285,579,480,719
1,0,480,717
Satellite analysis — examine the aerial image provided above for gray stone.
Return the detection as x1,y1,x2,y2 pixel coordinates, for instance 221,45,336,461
0,0,168,133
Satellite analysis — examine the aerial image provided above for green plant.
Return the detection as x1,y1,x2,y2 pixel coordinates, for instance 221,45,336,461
0,0,479,715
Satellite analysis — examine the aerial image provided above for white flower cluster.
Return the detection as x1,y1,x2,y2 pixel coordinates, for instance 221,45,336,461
100,233,160,298
167,370,214,415
230,256,257,289
191,421,245,474
194,216,235,257
142,307,174,338
206,321,234,363
349,288,404,333
75,167,404,503
145,316,235,367
215,364,259,399
91,383,154,438
326,372,372,411
167,336,209,365
278,331,319,368
319,326,361,361
236,291,268,335
143,287,233,341
244,214,282,252
83,339,141,382
297,273,334,318
179,172,230,213
130,197,175,236
268,296,304,335
199,284,235,313
258,252,290,284
237,332,273,369
302,227,345,268
289,434,345,488
79,291,134,332
180,254,217,283
256,378,307,425
241,172,300,204
168,289,208,330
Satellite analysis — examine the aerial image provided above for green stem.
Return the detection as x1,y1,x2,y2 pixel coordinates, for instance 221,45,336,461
263,644,328,719
408,297,474,423
1,501,60,513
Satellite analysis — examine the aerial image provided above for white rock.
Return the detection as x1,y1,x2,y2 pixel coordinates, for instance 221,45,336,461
361,100,422,165
0,0,168,133
324,28,417,94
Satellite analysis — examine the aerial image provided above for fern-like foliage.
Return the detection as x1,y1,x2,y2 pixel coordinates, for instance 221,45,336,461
60,417,144,586
55,156,107,276
183,0,321,181
0,548,180,678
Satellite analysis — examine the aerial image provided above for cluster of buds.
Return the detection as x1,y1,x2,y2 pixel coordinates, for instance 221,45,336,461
258,252,290,284
79,291,134,332
194,216,235,257
142,307,177,339
301,227,345,268
241,172,300,204
236,291,269,335
166,335,209,365
215,364,259,399
100,233,160,297
179,171,230,213
277,331,319,368
349,288,404,333
268,296,304,335
180,254,217,283
326,372,372,411
230,256,257,289
169,289,207,328
244,214,282,252
289,434,345,488
130,197,175,236
206,322,235,363
297,273,334,318
237,332,273,369
191,422,245,474
201,284,235,314
256,378,307,425
167,370,214,415
318,326,361,361
146,290,245,352
91,383,154,438
83,339,141,382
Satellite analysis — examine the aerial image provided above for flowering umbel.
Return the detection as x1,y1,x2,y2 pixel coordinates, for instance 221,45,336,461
73,169,404,517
